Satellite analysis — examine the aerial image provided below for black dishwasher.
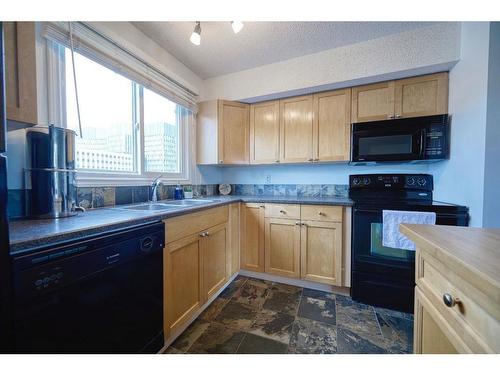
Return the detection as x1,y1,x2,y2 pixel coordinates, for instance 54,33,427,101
12,222,164,353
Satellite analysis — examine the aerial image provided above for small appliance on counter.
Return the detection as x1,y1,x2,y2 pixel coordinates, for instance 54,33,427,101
350,114,449,164
349,173,469,312
25,125,84,218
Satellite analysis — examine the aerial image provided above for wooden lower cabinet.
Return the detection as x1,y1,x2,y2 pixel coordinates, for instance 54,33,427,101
228,203,240,276
264,218,301,278
240,203,265,272
300,220,342,286
164,233,203,339
203,223,229,301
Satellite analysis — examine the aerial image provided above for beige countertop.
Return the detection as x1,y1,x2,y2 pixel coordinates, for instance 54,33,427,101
400,224,500,297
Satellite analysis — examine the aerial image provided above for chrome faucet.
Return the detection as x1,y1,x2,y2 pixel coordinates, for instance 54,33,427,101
150,175,163,202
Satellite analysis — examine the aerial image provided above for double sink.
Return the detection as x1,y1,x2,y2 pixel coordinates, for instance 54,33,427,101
117,198,218,212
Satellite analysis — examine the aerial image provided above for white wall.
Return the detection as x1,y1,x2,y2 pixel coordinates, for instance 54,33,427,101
202,23,461,102
430,22,491,227
482,22,500,228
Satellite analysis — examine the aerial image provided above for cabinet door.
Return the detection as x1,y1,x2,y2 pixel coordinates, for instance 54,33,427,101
228,203,240,276
250,100,280,164
240,203,265,272
351,81,395,123
164,233,203,339
313,89,351,162
394,73,448,119
300,221,342,286
203,223,229,301
414,287,459,354
265,218,301,278
4,22,38,125
279,95,314,163
218,100,249,164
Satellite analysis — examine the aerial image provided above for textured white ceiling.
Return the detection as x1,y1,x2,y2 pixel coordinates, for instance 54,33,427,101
132,22,440,79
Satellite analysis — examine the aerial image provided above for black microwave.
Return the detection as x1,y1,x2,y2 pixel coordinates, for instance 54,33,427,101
350,114,449,164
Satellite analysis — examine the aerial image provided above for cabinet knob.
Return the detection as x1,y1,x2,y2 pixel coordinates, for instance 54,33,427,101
395,114,401,118
318,212,325,216
443,293,460,307
259,205,265,208
307,158,314,162
279,210,286,214
388,114,395,119
313,158,319,162
295,221,301,225
219,160,223,164
275,159,280,163
301,223,307,227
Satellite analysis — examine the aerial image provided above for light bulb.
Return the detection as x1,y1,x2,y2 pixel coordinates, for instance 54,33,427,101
231,21,244,34
190,22,201,45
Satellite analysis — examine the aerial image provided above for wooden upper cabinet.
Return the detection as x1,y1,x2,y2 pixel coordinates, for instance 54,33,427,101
250,100,280,164
313,89,351,162
279,95,314,163
351,81,395,123
197,100,249,165
202,223,228,302
4,22,38,125
394,72,448,119
219,100,249,164
264,217,301,278
240,203,265,272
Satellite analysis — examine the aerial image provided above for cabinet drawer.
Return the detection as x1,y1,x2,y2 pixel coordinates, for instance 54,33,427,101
165,206,228,243
264,204,300,219
301,205,343,222
417,252,499,353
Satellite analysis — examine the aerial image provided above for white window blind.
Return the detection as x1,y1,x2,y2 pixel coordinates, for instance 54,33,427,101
42,21,198,113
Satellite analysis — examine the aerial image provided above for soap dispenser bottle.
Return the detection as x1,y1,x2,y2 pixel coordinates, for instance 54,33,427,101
174,182,184,200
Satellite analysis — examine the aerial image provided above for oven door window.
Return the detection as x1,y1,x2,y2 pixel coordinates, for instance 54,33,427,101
353,207,415,271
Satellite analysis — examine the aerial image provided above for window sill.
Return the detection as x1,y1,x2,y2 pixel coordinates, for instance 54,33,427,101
76,174,192,187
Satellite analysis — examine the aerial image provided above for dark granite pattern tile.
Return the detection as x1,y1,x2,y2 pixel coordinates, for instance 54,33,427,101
219,276,247,299
288,317,337,354
114,186,133,205
171,319,210,352
231,279,269,308
133,186,149,203
263,289,301,315
188,322,245,354
302,288,336,302
376,311,413,353
374,306,414,321
198,298,229,322
214,301,258,331
297,295,336,325
337,328,387,354
248,309,295,344
236,333,288,354
269,282,302,294
92,187,115,208
77,187,93,209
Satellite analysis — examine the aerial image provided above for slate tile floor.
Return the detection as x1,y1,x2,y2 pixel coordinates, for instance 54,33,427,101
166,276,414,354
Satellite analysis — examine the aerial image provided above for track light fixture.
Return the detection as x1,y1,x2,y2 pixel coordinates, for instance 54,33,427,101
190,21,201,46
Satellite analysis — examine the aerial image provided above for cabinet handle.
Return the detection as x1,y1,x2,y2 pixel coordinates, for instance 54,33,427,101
313,158,319,162
395,114,401,118
307,158,313,162
301,223,307,226
443,293,460,308
388,114,394,119
219,160,223,164
199,233,205,237
295,221,301,225
259,205,265,208
275,159,280,163
279,210,286,214
318,212,325,216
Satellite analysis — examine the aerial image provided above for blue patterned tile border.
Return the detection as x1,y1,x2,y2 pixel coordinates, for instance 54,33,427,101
232,184,348,198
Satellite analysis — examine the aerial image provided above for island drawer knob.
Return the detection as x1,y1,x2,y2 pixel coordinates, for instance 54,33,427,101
443,293,460,307
279,210,286,214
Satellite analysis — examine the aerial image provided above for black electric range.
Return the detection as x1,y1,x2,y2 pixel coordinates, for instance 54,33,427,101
349,174,469,313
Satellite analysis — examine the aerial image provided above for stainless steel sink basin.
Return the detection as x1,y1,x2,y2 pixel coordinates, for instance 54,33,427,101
162,199,215,206
119,203,179,211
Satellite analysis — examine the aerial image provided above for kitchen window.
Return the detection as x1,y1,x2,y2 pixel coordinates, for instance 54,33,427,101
57,44,191,184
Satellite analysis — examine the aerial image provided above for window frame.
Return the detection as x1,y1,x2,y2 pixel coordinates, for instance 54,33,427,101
48,41,191,187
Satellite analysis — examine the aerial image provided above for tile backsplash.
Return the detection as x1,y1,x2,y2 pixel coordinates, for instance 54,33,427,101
7,183,348,218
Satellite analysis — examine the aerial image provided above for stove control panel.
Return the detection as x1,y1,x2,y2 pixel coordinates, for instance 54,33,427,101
349,174,433,191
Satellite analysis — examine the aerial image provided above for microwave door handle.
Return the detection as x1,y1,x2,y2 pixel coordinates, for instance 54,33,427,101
419,130,426,156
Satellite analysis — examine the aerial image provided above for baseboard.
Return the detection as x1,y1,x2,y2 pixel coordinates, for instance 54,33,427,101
239,269,351,296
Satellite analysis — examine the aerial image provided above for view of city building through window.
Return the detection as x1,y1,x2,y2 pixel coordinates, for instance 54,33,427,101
65,49,182,175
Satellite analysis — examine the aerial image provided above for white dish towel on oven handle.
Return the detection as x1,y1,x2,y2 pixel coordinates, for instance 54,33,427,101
382,210,436,251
